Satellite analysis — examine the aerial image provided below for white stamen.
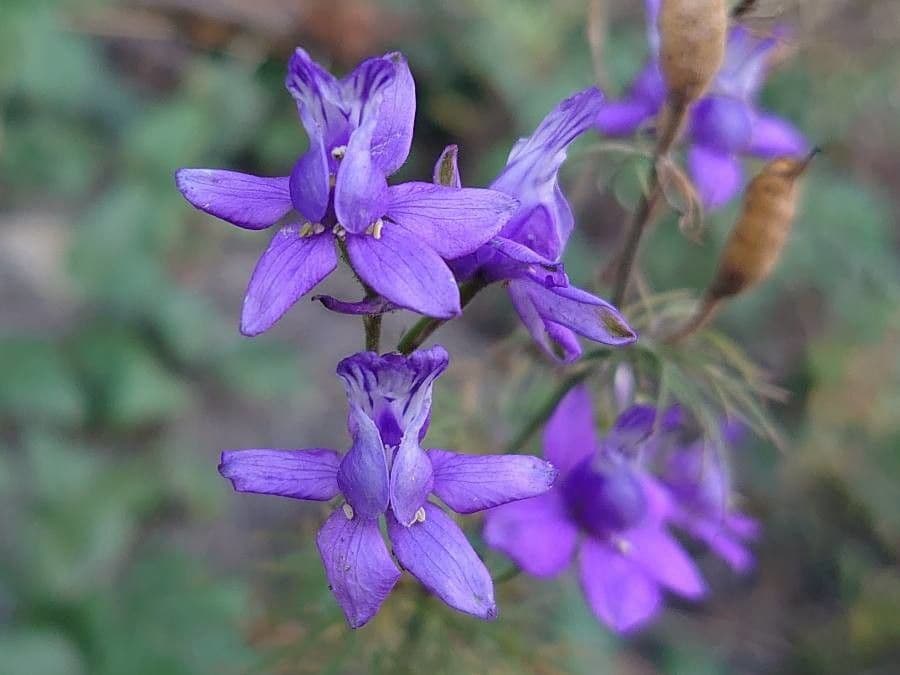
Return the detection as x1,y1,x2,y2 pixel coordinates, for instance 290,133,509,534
414,507,427,523
298,222,313,237
371,218,384,240
332,224,347,239
331,145,348,160
342,503,354,520
312,223,326,235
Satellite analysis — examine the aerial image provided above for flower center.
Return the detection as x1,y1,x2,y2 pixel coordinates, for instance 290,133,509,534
299,221,326,237
562,457,647,539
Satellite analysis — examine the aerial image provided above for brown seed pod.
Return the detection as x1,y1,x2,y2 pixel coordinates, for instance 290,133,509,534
666,150,818,343
658,0,728,107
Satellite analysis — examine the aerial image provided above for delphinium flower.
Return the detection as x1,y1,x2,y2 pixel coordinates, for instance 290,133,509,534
659,421,761,573
176,48,518,335
484,386,705,633
596,0,808,209
218,346,557,628
448,88,638,363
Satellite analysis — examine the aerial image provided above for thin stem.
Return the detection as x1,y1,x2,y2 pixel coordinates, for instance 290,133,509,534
364,312,382,352
396,277,487,354
610,98,688,307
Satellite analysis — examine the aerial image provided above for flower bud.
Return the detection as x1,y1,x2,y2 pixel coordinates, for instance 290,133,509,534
707,151,816,300
658,0,728,106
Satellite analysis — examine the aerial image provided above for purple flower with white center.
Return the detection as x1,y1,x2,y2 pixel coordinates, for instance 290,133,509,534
448,88,637,363
176,49,518,335
596,0,808,209
660,422,761,574
483,386,705,633
218,346,557,628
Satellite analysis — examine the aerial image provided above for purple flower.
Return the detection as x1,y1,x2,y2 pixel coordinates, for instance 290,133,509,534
596,1,808,209
176,48,518,335
449,89,637,363
660,424,760,574
484,386,705,633
219,346,557,628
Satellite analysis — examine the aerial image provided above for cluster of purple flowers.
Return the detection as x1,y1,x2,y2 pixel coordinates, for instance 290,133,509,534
174,20,776,629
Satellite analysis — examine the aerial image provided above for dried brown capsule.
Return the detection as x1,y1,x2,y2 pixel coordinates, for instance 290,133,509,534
667,150,818,342
658,0,728,107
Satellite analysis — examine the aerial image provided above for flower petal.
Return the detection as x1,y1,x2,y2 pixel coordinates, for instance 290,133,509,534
334,101,389,234
533,282,637,345
218,448,341,501
677,513,756,574
369,53,416,175
690,96,754,154
687,144,744,210
483,491,578,577
432,144,462,188
285,47,345,147
389,432,434,526
314,294,396,315
385,182,518,259
289,109,331,223
317,509,400,629
175,169,292,230
337,405,389,519
543,384,598,476
747,114,808,159
508,280,581,363
596,99,654,136
625,524,707,599
240,228,337,336
387,503,497,620
347,225,461,318
579,537,662,633
427,450,558,514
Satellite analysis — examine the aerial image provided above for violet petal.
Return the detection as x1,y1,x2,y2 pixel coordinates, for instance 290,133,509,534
316,509,400,629
387,503,497,620
625,524,707,599
427,449,558,514
543,384,599,476
218,448,341,501
240,228,337,336
337,405,389,519
175,169,292,230
687,144,744,210
389,432,434,526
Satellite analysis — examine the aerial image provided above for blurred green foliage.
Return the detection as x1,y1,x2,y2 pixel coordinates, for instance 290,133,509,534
1,0,899,673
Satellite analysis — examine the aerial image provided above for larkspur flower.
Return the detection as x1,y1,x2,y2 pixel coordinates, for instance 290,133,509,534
596,0,808,209
660,421,761,573
484,386,705,633
448,88,637,363
218,346,557,628
176,48,518,335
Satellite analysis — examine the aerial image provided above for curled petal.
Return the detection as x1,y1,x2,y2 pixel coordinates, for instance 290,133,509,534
219,449,341,501
687,144,744,210
716,27,778,100
428,450,558,513
432,144,462,188
579,537,662,633
483,491,579,577
317,509,400,629
385,182,518,259
285,47,345,146
389,432,434,526
241,228,337,336
508,281,582,363
338,405,389,519
314,294,396,315
388,503,497,620
347,225,461,318
342,55,397,129
175,169,292,230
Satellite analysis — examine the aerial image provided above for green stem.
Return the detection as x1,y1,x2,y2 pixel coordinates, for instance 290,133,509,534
396,277,487,354
364,312,382,352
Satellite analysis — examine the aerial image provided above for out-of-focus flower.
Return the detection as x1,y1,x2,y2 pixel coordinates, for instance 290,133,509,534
596,0,807,209
484,387,705,633
219,346,557,628
660,422,761,573
450,89,637,362
176,49,517,334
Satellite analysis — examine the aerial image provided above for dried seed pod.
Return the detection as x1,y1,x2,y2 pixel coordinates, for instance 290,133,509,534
659,0,728,107
666,150,818,343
